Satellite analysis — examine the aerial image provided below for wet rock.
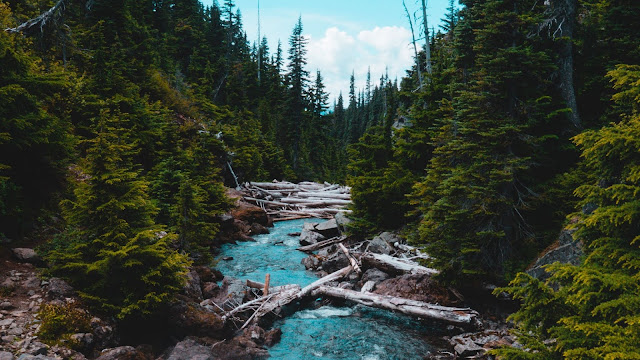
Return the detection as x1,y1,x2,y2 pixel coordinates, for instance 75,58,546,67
527,229,583,281
211,278,249,308
451,337,485,357
194,266,216,283
95,346,150,360
46,278,74,300
287,232,301,237
183,270,203,301
360,268,390,285
301,255,321,270
0,351,14,360
223,256,234,261
230,202,271,227
321,252,349,273
166,302,225,338
10,249,41,265
209,334,270,360
365,235,393,255
374,274,455,305
164,338,215,360
299,228,325,246
202,282,220,299
264,328,282,347
249,223,269,235
314,219,339,238
334,212,352,233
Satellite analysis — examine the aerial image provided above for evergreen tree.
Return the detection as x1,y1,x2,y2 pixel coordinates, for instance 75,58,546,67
411,0,562,284
46,110,189,320
497,65,640,359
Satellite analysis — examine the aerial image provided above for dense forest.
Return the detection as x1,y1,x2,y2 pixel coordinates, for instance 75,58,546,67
1,0,639,357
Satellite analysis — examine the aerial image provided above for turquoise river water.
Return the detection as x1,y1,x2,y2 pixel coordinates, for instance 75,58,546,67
215,218,438,360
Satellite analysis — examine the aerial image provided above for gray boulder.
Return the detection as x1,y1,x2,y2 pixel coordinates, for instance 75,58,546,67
365,234,394,255
165,338,216,360
95,346,148,360
527,229,583,280
315,219,339,238
46,278,74,300
334,212,352,233
301,255,321,270
361,268,390,285
299,228,326,246
0,352,14,360
183,270,203,300
321,252,349,273
10,249,41,264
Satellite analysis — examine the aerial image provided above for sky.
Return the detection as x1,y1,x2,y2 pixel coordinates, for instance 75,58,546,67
199,0,458,101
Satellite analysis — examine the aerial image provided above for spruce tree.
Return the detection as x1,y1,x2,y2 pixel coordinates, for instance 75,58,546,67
46,110,189,320
497,64,640,359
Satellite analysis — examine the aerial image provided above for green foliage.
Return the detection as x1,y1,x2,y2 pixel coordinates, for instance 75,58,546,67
0,2,73,239
37,303,92,346
498,65,640,359
45,112,190,320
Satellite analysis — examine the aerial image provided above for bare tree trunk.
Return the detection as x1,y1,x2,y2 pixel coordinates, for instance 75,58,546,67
554,0,581,130
421,0,433,78
312,286,480,328
403,0,423,90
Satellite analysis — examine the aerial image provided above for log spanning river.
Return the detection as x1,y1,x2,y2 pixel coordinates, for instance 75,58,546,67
215,218,440,360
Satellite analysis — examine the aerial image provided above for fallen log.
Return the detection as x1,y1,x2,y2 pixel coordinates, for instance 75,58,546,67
297,266,353,299
222,284,302,322
272,215,314,222
244,197,291,207
297,192,351,200
297,236,346,252
279,198,352,206
312,286,480,328
249,182,299,190
361,253,439,276
339,243,362,274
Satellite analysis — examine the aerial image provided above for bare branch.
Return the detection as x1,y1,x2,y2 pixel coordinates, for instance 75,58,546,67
5,0,65,35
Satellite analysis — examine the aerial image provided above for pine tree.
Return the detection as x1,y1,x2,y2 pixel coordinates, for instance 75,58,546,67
46,110,189,320
284,16,310,174
411,0,560,284
497,64,640,359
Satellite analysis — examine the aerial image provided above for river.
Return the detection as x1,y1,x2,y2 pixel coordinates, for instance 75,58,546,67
215,218,439,360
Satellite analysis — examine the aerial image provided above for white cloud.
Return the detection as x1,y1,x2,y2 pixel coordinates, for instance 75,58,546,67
306,26,414,103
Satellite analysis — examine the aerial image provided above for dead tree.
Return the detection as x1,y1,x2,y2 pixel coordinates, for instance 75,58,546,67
403,0,423,90
536,0,582,130
421,0,433,78
5,0,66,35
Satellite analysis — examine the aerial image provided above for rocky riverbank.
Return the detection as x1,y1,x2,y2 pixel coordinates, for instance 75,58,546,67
295,219,519,360
0,191,275,360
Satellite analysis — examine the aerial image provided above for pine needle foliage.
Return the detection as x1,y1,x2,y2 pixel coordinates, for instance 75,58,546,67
496,65,640,359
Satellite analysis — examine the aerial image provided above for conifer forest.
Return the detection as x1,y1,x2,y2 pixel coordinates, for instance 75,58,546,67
1,0,640,359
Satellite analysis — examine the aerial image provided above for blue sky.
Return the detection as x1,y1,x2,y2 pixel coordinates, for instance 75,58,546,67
199,0,458,100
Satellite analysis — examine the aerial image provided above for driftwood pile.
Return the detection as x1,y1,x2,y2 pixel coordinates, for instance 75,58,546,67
241,181,351,221
220,220,481,332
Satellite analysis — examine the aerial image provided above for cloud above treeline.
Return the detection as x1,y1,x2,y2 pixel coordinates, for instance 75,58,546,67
306,26,414,103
